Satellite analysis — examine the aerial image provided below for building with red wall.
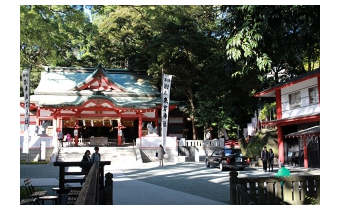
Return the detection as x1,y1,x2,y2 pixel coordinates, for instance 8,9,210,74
254,68,320,168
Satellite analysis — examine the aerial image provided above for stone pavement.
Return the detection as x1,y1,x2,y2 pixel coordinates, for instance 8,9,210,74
20,162,228,205
20,161,319,205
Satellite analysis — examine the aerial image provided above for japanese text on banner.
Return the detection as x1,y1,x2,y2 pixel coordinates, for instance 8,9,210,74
161,74,173,150
22,69,30,154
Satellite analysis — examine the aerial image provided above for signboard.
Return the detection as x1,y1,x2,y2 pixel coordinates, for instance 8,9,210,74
22,69,30,154
161,74,173,151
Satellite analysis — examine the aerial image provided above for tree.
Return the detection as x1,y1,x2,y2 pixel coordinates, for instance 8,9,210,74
221,5,320,85
20,5,93,95
144,5,220,139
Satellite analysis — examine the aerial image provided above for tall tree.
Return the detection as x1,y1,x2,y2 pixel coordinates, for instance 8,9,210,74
221,5,320,85
20,5,93,95
145,5,220,139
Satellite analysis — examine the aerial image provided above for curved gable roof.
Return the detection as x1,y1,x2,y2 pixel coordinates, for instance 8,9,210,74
34,65,160,96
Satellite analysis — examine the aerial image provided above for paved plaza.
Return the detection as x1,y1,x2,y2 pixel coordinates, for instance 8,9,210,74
20,161,319,205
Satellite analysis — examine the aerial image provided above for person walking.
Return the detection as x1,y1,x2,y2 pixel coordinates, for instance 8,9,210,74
57,130,64,148
157,144,165,166
268,148,274,172
261,146,269,172
91,146,101,162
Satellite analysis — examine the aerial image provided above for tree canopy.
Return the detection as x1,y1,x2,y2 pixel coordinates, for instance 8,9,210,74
20,5,320,139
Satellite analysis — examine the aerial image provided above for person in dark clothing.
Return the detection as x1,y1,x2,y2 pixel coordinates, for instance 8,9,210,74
261,146,269,172
81,150,91,184
268,148,274,172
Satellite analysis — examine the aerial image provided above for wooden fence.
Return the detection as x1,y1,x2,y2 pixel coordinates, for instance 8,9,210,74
229,171,320,205
54,161,111,205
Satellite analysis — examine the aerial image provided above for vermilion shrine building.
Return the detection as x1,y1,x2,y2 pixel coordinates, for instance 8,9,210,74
255,68,320,168
20,64,181,151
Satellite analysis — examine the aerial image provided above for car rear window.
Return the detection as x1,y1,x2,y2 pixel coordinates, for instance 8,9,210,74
224,149,241,156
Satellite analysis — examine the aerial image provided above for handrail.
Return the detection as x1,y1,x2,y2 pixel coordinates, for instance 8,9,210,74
75,161,99,205
54,161,111,205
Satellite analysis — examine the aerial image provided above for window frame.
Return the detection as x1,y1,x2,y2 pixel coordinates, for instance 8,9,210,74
309,86,319,104
289,91,301,109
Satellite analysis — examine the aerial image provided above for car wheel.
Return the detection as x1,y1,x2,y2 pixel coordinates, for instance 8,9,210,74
219,162,225,171
205,160,210,167
239,167,245,171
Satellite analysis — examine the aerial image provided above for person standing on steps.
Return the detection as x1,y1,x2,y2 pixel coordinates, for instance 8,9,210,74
91,146,101,162
261,146,269,172
157,144,165,166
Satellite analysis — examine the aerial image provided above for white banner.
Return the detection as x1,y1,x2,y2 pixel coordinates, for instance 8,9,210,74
22,69,30,154
161,74,173,151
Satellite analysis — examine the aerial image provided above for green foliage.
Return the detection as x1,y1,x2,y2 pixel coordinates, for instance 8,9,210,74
20,160,50,164
20,5,319,140
20,186,29,200
243,129,278,158
221,5,320,82
245,137,264,158
259,102,276,120
20,186,45,200
305,195,320,205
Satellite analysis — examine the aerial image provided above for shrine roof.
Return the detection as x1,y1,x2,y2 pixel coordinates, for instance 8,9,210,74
20,94,179,109
34,65,160,96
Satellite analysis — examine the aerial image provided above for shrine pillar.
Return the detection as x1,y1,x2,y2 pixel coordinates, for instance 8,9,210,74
138,114,142,139
117,118,122,146
114,117,126,146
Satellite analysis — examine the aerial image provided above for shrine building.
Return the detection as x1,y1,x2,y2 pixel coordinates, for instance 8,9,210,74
20,64,181,148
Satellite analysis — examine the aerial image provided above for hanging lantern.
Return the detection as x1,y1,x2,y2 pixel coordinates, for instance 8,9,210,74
83,120,86,126
91,120,94,127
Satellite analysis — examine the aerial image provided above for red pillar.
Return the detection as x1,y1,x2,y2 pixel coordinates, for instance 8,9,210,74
317,75,320,105
275,89,282,119
155,108,158,134
277,125,284,164
303,136,308,168
36,107,40,125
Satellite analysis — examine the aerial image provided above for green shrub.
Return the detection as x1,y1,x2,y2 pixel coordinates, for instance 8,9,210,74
305,195,320,205
259,102,276,120
20,160,50,164
20,186,29,200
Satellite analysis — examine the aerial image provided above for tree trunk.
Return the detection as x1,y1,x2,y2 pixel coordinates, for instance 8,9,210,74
187,88,197,140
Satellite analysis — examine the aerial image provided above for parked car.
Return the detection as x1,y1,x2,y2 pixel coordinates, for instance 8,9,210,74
205,148,250,171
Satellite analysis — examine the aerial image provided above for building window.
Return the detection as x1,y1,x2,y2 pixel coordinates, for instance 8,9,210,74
289,91,301,109
309,87,319,104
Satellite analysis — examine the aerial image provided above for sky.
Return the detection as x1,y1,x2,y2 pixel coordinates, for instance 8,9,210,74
3,1,338,207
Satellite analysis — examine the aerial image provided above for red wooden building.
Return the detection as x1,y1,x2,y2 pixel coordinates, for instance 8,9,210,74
254,68,320,168
20,64,180,147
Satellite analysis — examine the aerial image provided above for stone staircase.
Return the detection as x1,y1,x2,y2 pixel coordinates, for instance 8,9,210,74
56,146,138,163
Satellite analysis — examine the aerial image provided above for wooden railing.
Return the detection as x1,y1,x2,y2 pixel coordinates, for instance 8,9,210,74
229,171,320,205
54,161,111,205
76,161,100,205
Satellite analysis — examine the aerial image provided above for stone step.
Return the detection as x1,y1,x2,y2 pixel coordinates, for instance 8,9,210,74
57,146,137,162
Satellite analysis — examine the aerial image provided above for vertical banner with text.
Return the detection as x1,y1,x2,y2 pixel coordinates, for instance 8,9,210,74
161,74,173,151
22,69,30,154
